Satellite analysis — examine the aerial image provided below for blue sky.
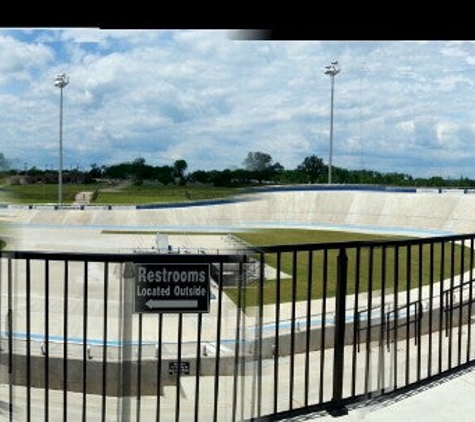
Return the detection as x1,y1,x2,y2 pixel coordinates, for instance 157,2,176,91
1,29,475,178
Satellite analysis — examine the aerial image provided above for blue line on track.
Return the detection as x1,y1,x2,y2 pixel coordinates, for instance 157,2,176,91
3,220,454,237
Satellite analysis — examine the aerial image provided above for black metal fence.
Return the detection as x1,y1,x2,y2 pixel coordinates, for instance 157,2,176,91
1,232,475,421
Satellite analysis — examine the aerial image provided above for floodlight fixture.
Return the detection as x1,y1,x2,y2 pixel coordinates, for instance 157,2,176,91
324,61,341,184
55,72,69,207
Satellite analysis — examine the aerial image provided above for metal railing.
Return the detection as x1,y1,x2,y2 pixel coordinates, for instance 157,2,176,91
0,233,475,421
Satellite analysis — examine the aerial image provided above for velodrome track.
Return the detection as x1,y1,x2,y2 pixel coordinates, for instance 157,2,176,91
5,189,475,236
3,187,475,352
3,187,475,421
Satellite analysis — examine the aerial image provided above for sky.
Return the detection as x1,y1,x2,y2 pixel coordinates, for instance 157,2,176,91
0,29,475,178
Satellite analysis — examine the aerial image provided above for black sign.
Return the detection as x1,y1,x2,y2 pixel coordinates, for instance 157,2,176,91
134,263,210,313
169,361,190,375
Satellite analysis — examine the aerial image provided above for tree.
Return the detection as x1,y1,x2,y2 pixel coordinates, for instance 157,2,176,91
212,169,233,187
130,157,153,184
297,155,326,182
133,157,146,167
189,170,210,184
152,165,174,185
26,166,43,176
173,159,188,179
89,163,103,178
243,151,273,172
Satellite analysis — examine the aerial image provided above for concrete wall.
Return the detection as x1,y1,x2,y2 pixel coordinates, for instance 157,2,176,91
11,191,475,234
0,351,256,396
2,304,460,396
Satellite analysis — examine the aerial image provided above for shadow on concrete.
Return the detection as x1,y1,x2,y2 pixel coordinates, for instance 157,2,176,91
284,361,475,421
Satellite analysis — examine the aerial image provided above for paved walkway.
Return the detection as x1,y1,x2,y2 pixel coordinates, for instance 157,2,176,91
72,191,94,205
2,364,474,421
291,363,475,421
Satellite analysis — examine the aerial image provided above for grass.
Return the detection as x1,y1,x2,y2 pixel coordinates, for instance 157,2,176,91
100,228,396,242
1,183,103,204
101,230,228,236
235,229,401,246
93,185,241,205
1,183,242,205
100,228,474,306
223,229,474,306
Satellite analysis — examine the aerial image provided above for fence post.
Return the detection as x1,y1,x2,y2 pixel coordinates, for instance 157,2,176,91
120,262,135,420
329,247,349,417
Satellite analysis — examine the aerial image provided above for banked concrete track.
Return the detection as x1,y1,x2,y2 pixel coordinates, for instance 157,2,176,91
5,189,475,234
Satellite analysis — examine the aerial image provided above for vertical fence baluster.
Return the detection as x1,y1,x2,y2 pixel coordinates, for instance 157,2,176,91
417,244,423,382
137,313,143,422
231,256,247,422
304,250,313,407
175,313,183,422
405,245,411,387
231,251,248,422
457,240,465,366
351,248,361,396
44,260,50,422
438,241,445,374
364,246,374,396
7,257,13,422
63,261,69,422
448,242,455,369
319,250,328,404
231,259,245,422
378,245,387,395
393,246,399,391
428,243,434,378
101,262,108,422
328,248,348,417
273,252,281,414
26,258,31,422
257,253,264,418
240,256,249,421
289,251,297,410
195,312,203,422
156,314,163,422
212,262,224,422
467,238,474,363
82,261,89,422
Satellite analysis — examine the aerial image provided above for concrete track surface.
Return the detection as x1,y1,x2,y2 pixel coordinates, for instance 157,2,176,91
4,190,475,234
2,189,475,421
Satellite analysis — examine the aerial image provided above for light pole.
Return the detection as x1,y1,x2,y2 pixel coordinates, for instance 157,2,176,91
54,73,69,207
324,61,341,185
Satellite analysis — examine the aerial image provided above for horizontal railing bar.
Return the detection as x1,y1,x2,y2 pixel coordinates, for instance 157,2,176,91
0,250,247,263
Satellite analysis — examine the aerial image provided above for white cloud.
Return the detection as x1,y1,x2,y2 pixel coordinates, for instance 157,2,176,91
396,120,415,133
2,33,475,178
0,35,53,83
436,121,457,145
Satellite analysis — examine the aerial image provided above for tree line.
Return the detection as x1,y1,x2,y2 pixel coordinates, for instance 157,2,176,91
2,151,475,188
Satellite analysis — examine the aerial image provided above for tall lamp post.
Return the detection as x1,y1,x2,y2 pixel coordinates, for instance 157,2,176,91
54,73,69,207
324,61,341,185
